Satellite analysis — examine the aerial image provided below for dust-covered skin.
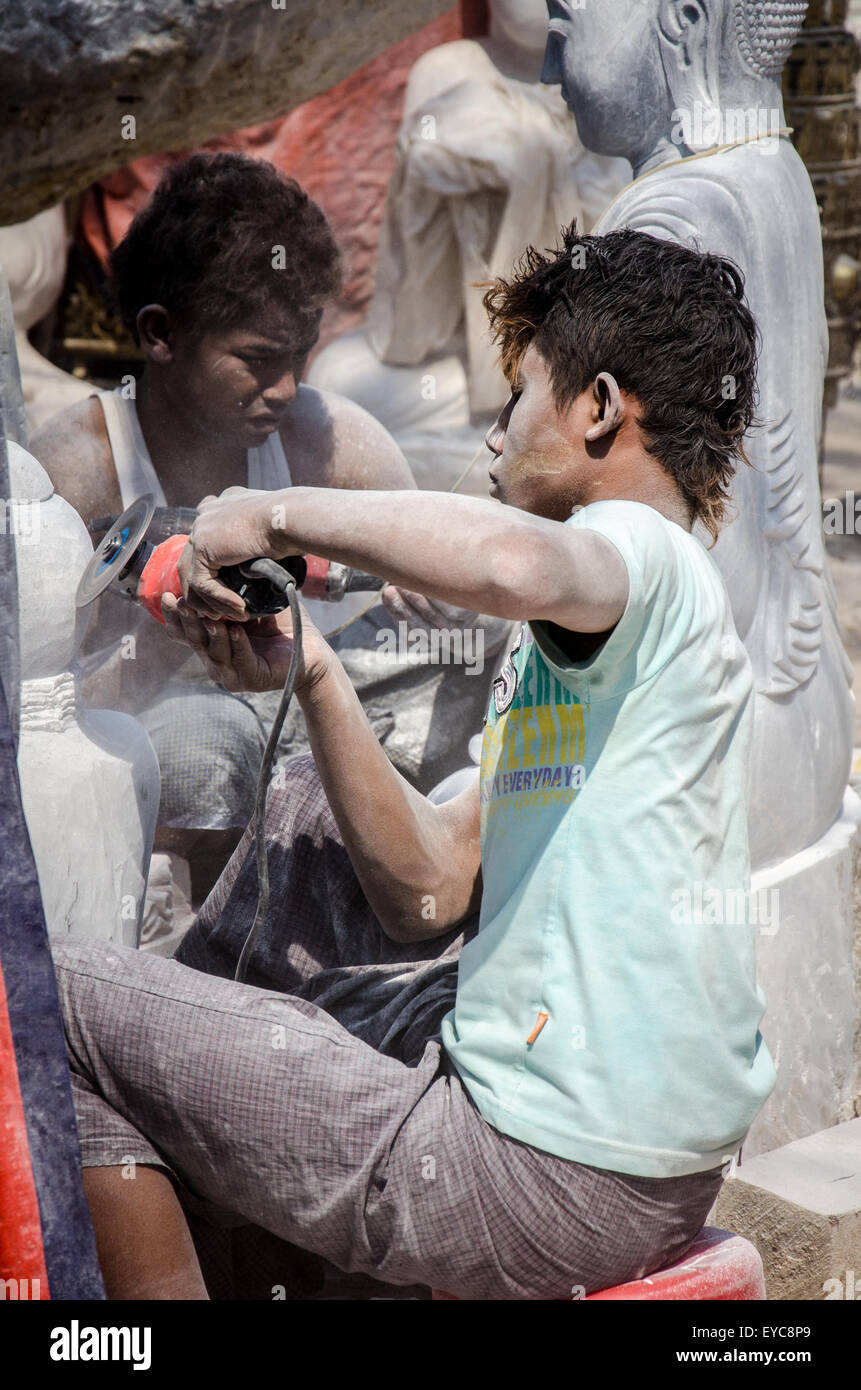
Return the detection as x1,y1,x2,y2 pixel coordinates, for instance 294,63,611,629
31,305,414,533
30,307,415,715
483,347,689,525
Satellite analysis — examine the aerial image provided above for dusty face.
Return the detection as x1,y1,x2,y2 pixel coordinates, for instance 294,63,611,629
162,305,321,449
484,344,598,521
542,0,667,158
489,0,552,53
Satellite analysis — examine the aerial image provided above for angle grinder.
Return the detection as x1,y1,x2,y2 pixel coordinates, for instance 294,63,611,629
76,494,385,622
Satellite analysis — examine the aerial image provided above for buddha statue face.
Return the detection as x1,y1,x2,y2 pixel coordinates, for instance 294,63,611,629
542,0,806,162
542,0,670,158
489,0,553,55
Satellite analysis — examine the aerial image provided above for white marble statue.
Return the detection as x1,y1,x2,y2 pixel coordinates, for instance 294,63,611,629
542,0,860,1153
10,440,160,946
0,207,92,435
308,0,629,489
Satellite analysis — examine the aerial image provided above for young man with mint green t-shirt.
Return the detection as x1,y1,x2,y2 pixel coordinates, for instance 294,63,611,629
443,496,773,1177
52,226,776,1300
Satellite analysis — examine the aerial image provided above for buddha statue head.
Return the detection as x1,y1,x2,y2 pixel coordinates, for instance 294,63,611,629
542,1,807,168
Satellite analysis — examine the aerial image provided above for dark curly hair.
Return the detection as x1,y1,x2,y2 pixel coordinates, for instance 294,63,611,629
482,225,760,542
109,152,343,346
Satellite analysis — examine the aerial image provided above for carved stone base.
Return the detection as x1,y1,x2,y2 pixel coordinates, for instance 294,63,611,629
744,787,861,1158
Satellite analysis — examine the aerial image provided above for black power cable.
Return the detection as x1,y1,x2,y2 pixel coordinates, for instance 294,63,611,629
233,560,304,984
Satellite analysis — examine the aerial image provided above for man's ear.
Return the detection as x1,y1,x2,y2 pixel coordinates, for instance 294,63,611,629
585,372,626,442
136,305,175,365
658,0,722,154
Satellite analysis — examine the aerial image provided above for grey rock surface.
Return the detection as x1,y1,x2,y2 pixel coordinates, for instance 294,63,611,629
0,269,27,448
0,0,451,224
716,1118,861,1300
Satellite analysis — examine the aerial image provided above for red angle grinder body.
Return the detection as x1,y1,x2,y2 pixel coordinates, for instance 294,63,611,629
136,532,188,622
137,539,337,623
75,495,381,621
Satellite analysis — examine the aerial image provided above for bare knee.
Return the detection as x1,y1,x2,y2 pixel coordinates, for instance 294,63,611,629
83,1164,209,1301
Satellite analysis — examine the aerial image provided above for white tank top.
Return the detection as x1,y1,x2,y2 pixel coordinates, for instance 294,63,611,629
97,387,293,505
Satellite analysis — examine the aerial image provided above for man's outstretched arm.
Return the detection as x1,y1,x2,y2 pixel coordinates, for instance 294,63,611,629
180,485,629,636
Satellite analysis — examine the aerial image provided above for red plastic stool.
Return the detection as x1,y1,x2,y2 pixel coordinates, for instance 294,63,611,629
432,1227,765,1301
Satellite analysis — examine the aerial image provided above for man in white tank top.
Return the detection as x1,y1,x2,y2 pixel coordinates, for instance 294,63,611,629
33,153,510,938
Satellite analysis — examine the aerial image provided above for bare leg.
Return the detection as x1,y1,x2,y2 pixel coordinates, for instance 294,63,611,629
153,825,243,905
83,1165,209,1300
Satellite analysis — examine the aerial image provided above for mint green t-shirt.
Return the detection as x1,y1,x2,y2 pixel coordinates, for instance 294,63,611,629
440,500,776,1178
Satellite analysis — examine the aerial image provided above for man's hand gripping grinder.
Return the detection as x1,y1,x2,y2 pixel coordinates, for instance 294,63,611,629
75,493,382,622
75,493,384,982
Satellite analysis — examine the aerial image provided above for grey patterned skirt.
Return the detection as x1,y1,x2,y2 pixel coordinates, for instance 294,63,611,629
53,755,724,1300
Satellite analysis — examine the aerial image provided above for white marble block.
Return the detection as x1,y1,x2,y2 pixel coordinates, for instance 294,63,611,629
10,440,160,946
745,790,861,1158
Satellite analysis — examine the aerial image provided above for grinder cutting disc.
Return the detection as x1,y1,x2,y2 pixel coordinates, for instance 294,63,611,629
75,493,156,608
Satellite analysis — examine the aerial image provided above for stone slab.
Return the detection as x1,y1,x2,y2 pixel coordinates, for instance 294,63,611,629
716,1118,861,1300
